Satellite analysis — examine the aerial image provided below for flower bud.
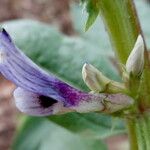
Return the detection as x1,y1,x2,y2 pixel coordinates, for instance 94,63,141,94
126,35,144,76
82,63,111,92
82,63,127,93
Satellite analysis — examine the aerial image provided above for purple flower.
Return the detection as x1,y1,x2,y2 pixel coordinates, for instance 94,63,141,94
0,29,133,116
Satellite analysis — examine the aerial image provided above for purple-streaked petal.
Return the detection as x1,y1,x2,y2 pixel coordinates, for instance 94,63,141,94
14,87,133,116
0,29,62,100
14,87,106,116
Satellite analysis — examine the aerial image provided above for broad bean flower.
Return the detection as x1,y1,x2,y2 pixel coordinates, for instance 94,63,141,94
0,29,133,116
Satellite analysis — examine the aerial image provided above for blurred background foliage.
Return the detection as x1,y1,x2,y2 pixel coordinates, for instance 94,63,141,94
0,0,150,150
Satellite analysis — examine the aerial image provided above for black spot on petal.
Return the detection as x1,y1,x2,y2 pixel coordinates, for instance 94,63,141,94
39,95,57,108
2,28,12,42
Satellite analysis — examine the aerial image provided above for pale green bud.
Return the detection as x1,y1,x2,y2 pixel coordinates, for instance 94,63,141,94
82,63,110,92
82,63,126,93
126,35,144,76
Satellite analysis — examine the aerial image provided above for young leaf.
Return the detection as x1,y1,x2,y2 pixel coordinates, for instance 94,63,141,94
81,0,101,31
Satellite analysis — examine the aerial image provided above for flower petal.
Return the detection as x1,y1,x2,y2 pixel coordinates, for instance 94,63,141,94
0,29,61,99
14,87,133,116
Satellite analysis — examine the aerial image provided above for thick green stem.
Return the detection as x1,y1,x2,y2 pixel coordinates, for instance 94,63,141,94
99,0,141,64
126,115,150,150
126,118,138,150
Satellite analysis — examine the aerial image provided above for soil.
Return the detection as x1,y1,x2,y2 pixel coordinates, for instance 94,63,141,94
0,0,74,35
0,77,16,150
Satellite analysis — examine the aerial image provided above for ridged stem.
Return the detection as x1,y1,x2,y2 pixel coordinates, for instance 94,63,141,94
126,115,150,150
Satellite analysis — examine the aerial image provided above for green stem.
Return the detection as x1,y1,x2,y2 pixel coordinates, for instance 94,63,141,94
126,118,138,150
99,0,141,64
126,115,150,150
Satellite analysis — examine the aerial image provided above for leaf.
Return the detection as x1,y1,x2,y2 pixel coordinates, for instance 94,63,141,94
12,117,107,150
81,0,101,31
49,112,125,139
2,19,123,139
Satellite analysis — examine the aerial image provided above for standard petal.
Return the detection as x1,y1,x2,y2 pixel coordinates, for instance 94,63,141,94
0,29,61,99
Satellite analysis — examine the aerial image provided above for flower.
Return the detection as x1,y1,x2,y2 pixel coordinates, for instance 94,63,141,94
0,29,133,116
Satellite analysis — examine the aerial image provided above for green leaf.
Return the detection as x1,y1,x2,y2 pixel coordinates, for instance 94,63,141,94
12,117,107,150
49,112,125,139
2,19,123,139
81,0,100,31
